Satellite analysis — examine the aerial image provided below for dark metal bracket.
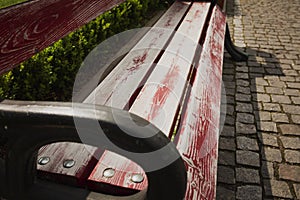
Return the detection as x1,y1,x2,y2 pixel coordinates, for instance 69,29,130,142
0,101,187,200
225,23,249,62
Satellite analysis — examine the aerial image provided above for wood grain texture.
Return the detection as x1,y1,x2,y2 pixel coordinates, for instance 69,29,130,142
0,0,126,74
130,2,210,136
37,142,100,186
87,150,147,194
84,1,191,108
175,6,226,199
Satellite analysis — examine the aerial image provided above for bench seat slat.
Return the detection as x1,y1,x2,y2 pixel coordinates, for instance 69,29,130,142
130,2,211,136
175,6,226,199
84,1,191,108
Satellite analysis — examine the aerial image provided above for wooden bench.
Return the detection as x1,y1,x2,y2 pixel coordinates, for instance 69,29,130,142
0,0,247,199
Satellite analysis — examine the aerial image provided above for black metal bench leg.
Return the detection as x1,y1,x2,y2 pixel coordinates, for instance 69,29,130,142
225,23,248,62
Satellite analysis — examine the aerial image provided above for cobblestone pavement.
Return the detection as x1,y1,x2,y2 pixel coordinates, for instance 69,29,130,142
216,0,300,199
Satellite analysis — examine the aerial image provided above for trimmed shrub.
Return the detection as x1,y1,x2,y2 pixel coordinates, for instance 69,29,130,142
0,0,170,101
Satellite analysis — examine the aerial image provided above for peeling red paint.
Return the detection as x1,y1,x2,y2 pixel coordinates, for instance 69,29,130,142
148,64,180,120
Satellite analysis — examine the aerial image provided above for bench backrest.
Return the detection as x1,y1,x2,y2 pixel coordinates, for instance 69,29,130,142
0,0,126,74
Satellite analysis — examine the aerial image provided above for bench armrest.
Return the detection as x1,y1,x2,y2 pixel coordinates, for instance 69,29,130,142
0,101,186,200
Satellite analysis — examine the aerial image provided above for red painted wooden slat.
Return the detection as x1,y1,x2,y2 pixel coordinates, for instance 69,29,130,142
87,150,148,194
37,142,101,186
175,6,226,199
130,2,211,136
0,0,126,74
85,1,191,192
84,1,191,108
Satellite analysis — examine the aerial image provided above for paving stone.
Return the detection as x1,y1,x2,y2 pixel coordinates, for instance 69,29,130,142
236,72,249,79
283,88,300,96
218,150,235,166
278,124,300,136
236,113,254,124
254,93,271,102
282,104,300,114
237,136,259,151
280,136,300,149
291,115,300,124
217,166,235,184
261,161,274,179
271,94,291,104
279,164,300,182
236,185,262,200
236,86,250,94
219,137,236,151
291,96,300,104
236,66,248,72
254,111,271,121
236,102,253,113
225,115,235,126
255,78,269,86
268,80,286,87
236,150,260,167
259,132,277,146
216,186,235,200
287,82,300,89
264,180,293,198
251,85,265,93
236,93,251,102
236,122,257,134
237,79,250,87
285,150,300,164
263,103,281,111
271,113,289,123
226,105,235,116
265,86,283,94
294,184,300,200
236,168,260,183
258,121,277,132
221,125,235,137
261,147,282,162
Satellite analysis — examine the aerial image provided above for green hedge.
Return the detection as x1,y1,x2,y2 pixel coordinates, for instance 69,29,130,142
0,0,171,101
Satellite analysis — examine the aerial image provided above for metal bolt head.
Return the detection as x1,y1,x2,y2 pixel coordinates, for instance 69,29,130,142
38,157,50,165
103,168,115,178
131,174,144,183
63,159,75,168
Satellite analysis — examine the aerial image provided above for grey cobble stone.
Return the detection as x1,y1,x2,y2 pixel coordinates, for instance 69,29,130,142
219,137,236,151
216,186,235,200
236,79,250,87
236,113,254,124
271,113,289,123
236,185,262,200
217,166,236,184
254,111,271,121
237,136,259,151
236,86,250,94
218,150,235,166
258,121,277,132
280,136,300,149
236,168,260,183
291,115,300,124
236,102,253,113
265,86,283,94
236,93,251,102
271,94,291,104
236,122,257,134
264,180,293,198
283,88,300,96
258,133,278,147
263,103,281,111
279,124,300,136
279,164,300,182
254,93,271,102
261,161,274,179
236,150,260,167
261,147,282,162
282,104,300,114
294,184,300,199
291,96,300,104
285,150,300,164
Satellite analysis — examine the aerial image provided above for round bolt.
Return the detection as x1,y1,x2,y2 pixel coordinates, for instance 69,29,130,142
38,157,50,165
103,168,115,178
63,159,76,168
131,174,144,183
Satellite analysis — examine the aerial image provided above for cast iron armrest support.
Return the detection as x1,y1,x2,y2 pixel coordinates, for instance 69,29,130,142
0,101,187,200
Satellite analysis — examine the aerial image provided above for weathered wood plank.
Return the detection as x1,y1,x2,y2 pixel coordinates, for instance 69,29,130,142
37,142,100,186
87,150,147,194
84,1,191,108
85,1,191,192
175,6,226,199
130,2,211,136
0,0,126,74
